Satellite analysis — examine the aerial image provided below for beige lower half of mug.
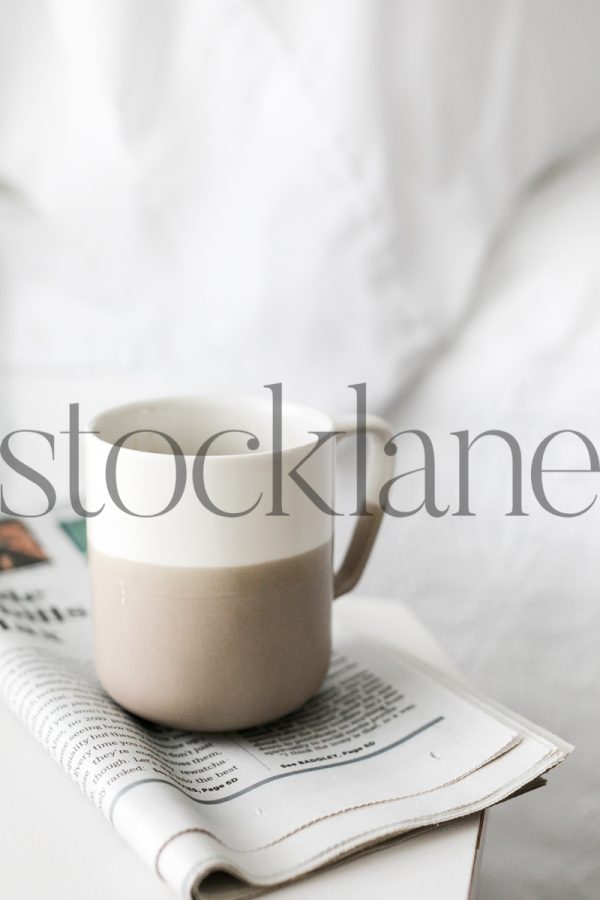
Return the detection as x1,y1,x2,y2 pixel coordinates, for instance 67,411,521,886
89,542,333,731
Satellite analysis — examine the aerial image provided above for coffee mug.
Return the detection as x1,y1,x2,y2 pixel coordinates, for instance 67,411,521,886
85,395,394,730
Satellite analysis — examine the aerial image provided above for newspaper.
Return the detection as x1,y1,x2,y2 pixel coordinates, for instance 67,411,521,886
0,513,572,898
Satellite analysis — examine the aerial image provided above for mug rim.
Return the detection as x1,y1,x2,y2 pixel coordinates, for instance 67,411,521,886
87,393,335,461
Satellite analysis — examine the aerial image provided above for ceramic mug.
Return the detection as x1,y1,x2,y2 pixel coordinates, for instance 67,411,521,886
85,395,393,730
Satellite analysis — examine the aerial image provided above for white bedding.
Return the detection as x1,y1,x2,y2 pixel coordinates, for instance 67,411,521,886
365,147,600,899
1,3,600,897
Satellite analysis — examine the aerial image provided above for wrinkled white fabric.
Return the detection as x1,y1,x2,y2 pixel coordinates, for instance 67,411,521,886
363,147,600,899
1,2,600,897
2,0,600,416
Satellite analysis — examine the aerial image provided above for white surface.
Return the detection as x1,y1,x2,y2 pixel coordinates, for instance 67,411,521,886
0,596,482,900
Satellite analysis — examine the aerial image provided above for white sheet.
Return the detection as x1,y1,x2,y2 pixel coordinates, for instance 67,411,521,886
363,148,600,899
1,3,600,897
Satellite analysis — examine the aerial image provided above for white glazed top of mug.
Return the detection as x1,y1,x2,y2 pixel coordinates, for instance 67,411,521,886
85,395,335,568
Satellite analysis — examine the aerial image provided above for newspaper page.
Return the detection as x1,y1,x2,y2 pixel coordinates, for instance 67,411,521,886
0,514,572,897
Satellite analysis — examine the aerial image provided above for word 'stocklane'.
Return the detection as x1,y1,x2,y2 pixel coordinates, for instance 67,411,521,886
0,384,597,519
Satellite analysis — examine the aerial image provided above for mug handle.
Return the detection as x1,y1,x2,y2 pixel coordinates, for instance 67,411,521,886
332,413,395,599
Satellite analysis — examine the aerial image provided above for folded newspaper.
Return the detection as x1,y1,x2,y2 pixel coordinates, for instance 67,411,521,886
0,513,572,898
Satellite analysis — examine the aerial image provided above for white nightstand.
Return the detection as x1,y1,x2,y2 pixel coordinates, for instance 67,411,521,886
0,596,484,899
